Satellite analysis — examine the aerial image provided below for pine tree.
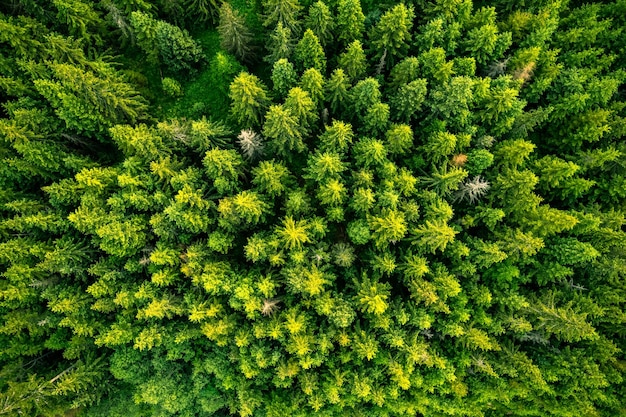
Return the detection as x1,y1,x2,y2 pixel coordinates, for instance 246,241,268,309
229,72,271,127
338,40,367,81
271,58,298,98
264,22,293,64
262,0,302,34
325,69,351,115
218,2,255,63
305,1,334,47
294,29,326,72
263,104,305,156
371,3,415,64
336,0,365,46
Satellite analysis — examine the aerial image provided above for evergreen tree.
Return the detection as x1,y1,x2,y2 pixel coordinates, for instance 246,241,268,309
304,1,334,47
262,0,302,34
338,40,367,81
218,2,255,63
264,21,293,64
336,0,365,46
294,29,326,73
371,3,415,64
229,72,271,127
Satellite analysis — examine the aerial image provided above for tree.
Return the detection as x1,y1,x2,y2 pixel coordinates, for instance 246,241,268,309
305,1,334,47
229,72,270,127
284,87,318,132
390,78,427,122
325,69,351,115
263,104,305,156
368,209,407,248
264,22,293,64
338,40,367,81
336,0,365,45
363,102,390,136
252,160,291,197
389,56,420,89
410,220,457,253
385,124,413,155
350,78,382,117
276,216,310,249
294,29,326,73
33,62,148,136
371,4,415,64
318,120,354,154
218,2,255,63
271,58,298,98
299,68,325,105
129,11,203,73
262,0,302,34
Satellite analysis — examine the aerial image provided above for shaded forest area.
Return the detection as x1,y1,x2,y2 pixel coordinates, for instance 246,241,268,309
1,0,625,416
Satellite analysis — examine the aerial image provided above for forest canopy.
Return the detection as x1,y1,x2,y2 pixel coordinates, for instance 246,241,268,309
1,0,626,416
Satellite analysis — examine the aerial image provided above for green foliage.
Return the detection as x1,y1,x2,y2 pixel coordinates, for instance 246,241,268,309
161,77,182,98
371,3,415,63
271,58,298,98
2,2,626,417
229,72,270,127
305,1,334,47
218,2,255,63
336,0,365,45
338,40,367,81
130,11,204,73
294,29,326,73
262,0,302,34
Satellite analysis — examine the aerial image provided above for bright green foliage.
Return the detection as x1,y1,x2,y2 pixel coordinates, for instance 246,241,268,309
34,62,148,136
252,160,291,196
276,216,311,249
305,1,334,47
284,87,318,131
299,68,325,105
2,2,626,417
338,40,367,81
229,72,270,127
353,137,388,167
263,104,305,156
385,124,413,155
318,120,354,154
371,3,415,62
294,29,326,72
410,220,457,253
336,0,365,45
368,209,407,247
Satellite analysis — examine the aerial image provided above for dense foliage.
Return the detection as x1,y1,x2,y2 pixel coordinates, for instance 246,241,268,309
1,0,625,416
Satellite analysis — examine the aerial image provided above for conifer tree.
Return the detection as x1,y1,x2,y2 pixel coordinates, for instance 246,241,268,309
371,3,415,64
271,58,298,98
336,0,365,46
262,0,302,35
229,72,270,127
218,2,255,63
294,29,326,73
304,1,334,47
264,21,293,64
338,40,367,81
